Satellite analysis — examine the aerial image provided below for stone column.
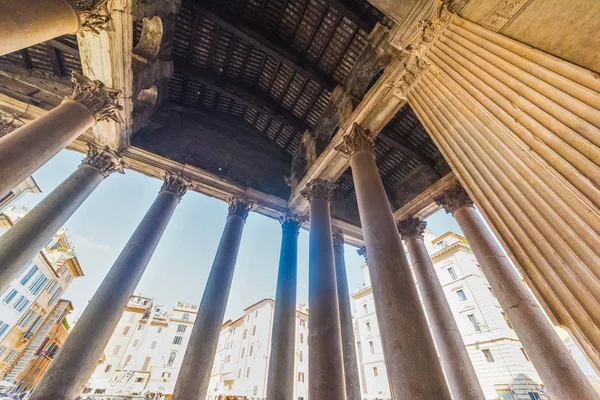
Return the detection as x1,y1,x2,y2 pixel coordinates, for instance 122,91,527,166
29,172,190,400
336,123,451,399
266,213,303,400
173,197,255,400
332,233,362,400
398,217,484,400
0,72,121,200
0,0,111,56
0,143,123,294
436,185,600,400
301,180,346,400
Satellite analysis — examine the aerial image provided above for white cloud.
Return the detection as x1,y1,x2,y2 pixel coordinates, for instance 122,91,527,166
70,234,111,251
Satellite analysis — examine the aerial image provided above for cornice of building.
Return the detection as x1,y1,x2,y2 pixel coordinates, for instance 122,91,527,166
430,241,472,261
351,285,373,299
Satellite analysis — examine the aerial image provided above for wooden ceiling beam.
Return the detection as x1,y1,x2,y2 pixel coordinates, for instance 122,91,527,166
324,0,373,32
377,132,434,166
177,63,309,134
195,6,335,91
45,44,64,78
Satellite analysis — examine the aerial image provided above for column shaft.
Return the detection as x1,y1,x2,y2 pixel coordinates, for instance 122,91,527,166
266,215,301,400
0,101,95,200
304,181,346,400
454,205,600,400
402,224,484,399
0,0,81,56
343,141,450,398
172,200,251,400
30,187,183,400
333,235,362,400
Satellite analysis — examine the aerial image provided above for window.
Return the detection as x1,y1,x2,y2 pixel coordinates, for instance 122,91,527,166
238,369,241,379
104,365,112,373
246,367,250,378
241,347,245,358
249,345,253,356
124,355,132,366
0,346,6,357
252,326,256,336
299,351,303,362
65,273,72,283
150,341,157,349
137,325,144,331
112,345,121,356
369,341,375,355
3,289,17,304
448,267,458,280
467,314,481,332
182,312,189,321
456,289,468,301
300,319,306,328
20,264,38,285
30,274,49,295
300,333,304,344
135,377,144,383
173,336,183,345
133,339,139,348
177,324,187,333
167,351,176,366
502,312,513,329
5,350,16,362
18,310,36,328
162,372,171,378
48,288,63,305
142,356,151,370
227,355,231,363
366,321,371,331
0,322,9,336
255,310,259,318
363,304,368,313
157,326,162,333
59,266,68,276
297,372,305,382
373,367,378,377
122,326,130,335
521,348,530,361
13,295,30,312
482,349,495,362
243,329,248,339
46,280,58,295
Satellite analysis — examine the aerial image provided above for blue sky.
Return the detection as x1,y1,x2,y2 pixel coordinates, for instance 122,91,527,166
18,148,462,320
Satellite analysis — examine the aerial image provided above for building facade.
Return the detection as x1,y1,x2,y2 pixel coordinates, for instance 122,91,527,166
0,207,83,384
352,231,546,400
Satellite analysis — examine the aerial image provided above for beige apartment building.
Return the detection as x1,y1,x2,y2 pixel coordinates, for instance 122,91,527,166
352,230,547,400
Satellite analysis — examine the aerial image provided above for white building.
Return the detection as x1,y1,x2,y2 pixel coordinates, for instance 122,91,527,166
352,230,546,400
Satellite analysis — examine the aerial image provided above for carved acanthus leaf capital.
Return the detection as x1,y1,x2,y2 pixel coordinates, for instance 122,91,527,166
68,72,123,123
389,54,430,99
160,171,192,200
80,142,124,177
397,217,427,240
435,184,474,215
404,4,455,57
335,123,375,158
0,115,17,139
279,213,304,235
300,179,337,202
228,197,256,221
70,0,111,34
332,232,345,248
357,246,368,262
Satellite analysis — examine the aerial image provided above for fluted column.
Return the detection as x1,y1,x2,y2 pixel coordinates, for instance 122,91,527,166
173,197,255,400
0,143,123,294
398,217,484,399
30,172,190,400
336,123,451,399
0,72,121,200
301,180,346,400
436,185,600,400
266,213,303,400
332,233,362,400
0,0,111,56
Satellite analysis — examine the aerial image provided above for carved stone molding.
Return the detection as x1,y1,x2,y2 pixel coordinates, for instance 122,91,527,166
133,16,164,62
389,54,430,99
80,142,124,177
300,179,338,202
228,197,256,221
314,87,355,148
335,123,375,158
483,0,532,32
160,170,192,200
68,72,123,123
280,212,304,235
397,217,427,240
332,232,345,248
403,4,455,57
445,0,471,13
70,0,112,34
357,246,368,262
0,115,17,139
435,184,474,215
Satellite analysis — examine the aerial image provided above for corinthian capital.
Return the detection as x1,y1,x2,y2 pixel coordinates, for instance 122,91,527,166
68,72,123,123
160,171,192,200
335,123,375,158
0,115,17,139
397,217,426,240
279,213,304,235
300,179,337,202
228,197,256,221
80,142,124,177
332,232,345,248
70,0,111,34
435,184,474,215
357,246,368,262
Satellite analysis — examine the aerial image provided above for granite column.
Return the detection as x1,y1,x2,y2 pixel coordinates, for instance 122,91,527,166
30,172,190,400
301,180,346,400
436,185,600,400
336,123,451,399
0,143,123,294
173,197,254,400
